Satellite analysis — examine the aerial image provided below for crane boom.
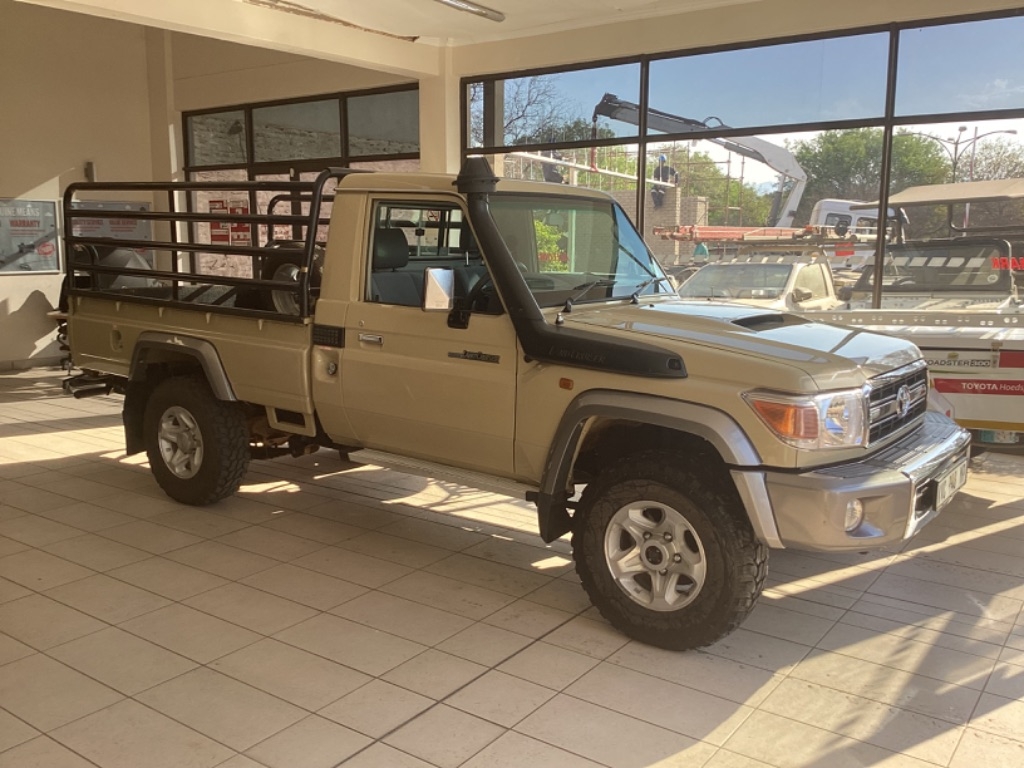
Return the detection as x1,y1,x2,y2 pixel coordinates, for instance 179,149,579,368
593,93,807,227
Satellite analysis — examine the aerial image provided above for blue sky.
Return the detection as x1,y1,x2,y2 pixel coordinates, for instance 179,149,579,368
502,13,1024,141
493,15,1024,186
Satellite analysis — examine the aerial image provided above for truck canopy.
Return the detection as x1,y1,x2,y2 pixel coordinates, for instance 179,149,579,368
854,178,1024,208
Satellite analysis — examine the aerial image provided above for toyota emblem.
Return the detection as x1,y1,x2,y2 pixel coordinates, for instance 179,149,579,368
895,385,912,419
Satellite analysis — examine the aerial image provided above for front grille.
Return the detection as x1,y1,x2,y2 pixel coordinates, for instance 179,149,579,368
868,360,928,444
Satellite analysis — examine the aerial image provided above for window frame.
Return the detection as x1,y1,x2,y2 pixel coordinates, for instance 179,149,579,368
183,83,420,178
461,9,1024,241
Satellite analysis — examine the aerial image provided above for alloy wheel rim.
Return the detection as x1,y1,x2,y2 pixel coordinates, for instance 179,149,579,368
157,405,204,479
603,500,706,611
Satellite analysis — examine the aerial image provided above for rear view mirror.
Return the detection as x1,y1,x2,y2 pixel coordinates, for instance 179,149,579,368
423,267,455,311
791,287,813,303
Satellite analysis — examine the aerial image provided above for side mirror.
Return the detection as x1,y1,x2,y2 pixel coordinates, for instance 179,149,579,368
837,286,853,302
423,267,455,311
791,287,813,303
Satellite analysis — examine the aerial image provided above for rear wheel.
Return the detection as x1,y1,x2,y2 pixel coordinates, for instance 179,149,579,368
572,450,767,650
143,376,249,505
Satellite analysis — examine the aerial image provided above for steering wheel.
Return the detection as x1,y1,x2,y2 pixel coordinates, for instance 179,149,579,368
465,273,496,312
893,277,917,287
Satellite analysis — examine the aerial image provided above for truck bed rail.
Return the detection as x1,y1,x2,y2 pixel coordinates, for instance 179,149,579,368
62,169,362,320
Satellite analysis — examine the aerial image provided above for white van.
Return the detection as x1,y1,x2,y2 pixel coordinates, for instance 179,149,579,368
808,199,898,236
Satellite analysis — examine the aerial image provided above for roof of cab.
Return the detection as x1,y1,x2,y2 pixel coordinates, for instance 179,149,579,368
333,170,613,200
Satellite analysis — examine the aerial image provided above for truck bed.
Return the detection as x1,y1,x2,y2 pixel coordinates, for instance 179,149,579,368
62,171,347,419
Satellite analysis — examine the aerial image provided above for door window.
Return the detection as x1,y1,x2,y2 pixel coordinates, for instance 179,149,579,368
368,202,490,309
794,263,828,300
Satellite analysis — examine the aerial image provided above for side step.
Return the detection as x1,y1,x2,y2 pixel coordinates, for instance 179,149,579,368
346,449,538,501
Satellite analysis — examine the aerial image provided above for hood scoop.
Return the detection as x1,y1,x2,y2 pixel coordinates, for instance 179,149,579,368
730,313,811,332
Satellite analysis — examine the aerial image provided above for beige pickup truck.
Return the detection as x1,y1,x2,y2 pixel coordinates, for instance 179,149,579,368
61,159,970,650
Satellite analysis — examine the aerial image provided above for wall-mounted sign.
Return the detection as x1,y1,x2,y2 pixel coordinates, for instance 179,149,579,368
209,198,252,247
70,200,153,265
0,199,60,273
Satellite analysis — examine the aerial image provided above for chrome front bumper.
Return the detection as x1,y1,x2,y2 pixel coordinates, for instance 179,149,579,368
734,412,972,552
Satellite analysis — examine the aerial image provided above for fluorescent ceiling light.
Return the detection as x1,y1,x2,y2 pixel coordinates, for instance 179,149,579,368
433,0,505,22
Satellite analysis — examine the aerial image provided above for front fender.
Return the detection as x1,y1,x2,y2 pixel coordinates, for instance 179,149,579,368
535,390,768,543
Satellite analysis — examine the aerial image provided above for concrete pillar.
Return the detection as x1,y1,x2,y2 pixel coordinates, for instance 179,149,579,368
145,28,181,183
144,28,179,265
418,47,461,174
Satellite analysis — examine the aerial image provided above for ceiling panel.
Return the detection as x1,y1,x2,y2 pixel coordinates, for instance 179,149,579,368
264,0,759,45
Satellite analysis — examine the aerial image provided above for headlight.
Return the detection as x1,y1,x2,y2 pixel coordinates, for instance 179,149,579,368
744,388,868,449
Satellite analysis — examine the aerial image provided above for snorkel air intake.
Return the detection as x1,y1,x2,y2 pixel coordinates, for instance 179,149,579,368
456,158,685,378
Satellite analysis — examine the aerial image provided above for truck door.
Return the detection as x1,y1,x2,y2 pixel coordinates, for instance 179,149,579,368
792,262,838,310
332,198,518,476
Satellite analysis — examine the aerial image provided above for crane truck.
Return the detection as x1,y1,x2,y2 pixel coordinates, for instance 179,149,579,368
592,93,808,228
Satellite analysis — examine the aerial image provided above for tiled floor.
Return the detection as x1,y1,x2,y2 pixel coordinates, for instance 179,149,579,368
1,369,1023,768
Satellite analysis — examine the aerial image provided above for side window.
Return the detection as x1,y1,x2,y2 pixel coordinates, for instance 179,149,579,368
374,205,474,260
794,263,828,300
367,202,492,310
825,213,852,228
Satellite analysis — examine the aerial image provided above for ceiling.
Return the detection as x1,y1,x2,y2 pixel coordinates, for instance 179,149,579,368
230,0,757,46
14,0,759,78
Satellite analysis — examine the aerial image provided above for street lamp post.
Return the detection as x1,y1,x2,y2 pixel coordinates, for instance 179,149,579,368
899,126,1018,226
901,126,1017,182
962,126,1017,225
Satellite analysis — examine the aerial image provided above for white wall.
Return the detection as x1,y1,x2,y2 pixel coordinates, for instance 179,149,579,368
0,5,413,369
0,0,153,369
170,33,409,112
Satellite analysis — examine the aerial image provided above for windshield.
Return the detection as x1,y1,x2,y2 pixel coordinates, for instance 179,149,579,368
679,263,792,299
488,194,672,308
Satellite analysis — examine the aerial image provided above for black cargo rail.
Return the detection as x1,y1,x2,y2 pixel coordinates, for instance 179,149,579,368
62,169,362,320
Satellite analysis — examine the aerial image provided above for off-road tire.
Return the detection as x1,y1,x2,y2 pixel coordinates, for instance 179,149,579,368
143,376,249,506
572,450,767,651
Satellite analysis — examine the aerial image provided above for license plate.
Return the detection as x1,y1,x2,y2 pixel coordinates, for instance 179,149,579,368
936,459,968,510
979,430,1020,445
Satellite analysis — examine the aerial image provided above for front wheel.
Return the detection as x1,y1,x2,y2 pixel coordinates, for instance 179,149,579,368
572,450,767,651
143,376,250,505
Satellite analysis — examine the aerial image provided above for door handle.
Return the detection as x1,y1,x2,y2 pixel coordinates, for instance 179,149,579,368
358,333,383,346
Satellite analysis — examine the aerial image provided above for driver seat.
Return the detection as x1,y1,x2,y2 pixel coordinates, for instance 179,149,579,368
370,229,422,306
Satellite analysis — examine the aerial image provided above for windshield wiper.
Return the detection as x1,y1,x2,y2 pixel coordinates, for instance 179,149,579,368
630,275,674,303
565,278,617,309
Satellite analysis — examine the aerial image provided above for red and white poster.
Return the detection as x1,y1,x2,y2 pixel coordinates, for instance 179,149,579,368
69,201,153,265
209,198,251,247
0,199,59,273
